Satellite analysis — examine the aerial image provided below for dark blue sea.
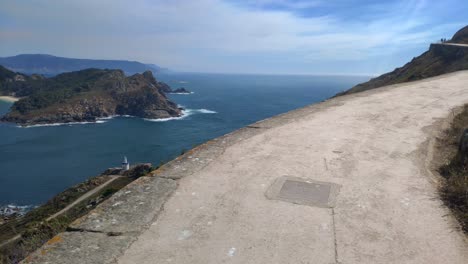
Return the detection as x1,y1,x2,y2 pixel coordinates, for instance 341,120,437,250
0,73,369,206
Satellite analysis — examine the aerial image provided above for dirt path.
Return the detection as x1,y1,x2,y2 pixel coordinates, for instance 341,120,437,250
46,175,121,221
118,71,468,264
0,234,20,249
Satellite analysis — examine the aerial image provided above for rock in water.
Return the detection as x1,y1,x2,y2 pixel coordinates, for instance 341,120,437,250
169,87,192,94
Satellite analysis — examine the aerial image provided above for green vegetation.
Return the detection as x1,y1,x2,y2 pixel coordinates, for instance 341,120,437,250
437,105,468,233
0,66,16,80
0,218,69,264
3,68,116,114
0,175,134,264
0,66,38,97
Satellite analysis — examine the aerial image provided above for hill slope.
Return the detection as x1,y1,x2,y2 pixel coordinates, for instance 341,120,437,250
0,54,164,76
337,25,468,96
0,67,181,125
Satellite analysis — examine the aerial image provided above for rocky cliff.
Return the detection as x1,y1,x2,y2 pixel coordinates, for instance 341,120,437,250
337,25,468,96
0,67,182,125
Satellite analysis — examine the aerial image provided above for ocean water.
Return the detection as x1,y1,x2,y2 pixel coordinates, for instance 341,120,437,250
0,73,369,206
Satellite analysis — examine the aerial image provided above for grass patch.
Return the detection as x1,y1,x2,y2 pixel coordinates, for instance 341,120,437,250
437,105,468,233
0,218,69,264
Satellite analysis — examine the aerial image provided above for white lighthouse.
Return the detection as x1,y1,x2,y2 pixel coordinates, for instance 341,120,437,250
122,156,130,171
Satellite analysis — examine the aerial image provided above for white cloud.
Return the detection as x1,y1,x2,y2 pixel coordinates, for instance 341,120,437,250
240,0,322,9
0,0,464,74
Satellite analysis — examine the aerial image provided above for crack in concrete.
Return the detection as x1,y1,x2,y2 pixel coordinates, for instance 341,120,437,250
66,227,124,237
246,125,270,129
323,157,329,171
331,208,340,264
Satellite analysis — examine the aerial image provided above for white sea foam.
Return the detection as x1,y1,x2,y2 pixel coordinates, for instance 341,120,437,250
1,204,37,216
144,108,217,122
18,108,216,127
196,109,217,114
144,115,188,122
98,116,116,120
17,114,141,128
20,120,108,128
144,109,191,122
98,115,133,120
168,92,195,95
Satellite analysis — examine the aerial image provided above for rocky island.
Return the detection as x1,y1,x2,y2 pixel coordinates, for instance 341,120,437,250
0,66,182,125
167,87,192,94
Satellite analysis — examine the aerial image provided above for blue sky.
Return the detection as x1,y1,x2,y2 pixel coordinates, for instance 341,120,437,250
0,0,466,75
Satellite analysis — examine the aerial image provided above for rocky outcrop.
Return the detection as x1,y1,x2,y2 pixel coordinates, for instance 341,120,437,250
452,26,468,44
123,163,153,178
0,68,182,125
112,71,181,119
157,81,173,93
102,163,153,178
168,87,191,94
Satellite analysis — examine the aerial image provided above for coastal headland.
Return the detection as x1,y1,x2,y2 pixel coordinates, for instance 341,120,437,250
23,70,468,264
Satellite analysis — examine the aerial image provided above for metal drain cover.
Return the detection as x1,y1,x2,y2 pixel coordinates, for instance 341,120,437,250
265,176,340,208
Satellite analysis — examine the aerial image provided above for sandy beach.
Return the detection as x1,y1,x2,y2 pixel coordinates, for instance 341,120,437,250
0,96,19,102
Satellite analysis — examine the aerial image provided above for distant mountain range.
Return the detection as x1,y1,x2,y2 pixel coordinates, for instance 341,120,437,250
0,54,168,76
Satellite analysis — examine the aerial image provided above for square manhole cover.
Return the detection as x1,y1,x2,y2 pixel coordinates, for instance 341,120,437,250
266,176,340,208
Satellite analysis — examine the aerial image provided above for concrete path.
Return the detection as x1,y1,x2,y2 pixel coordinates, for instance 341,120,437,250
435,42,468,48
118,72,468,264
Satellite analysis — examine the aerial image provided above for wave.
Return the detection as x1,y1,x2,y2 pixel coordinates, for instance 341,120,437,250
144,116,186,122
98,115,133,120
20,120,108,128
18,115,138,128
1,204,37,216
168,92,195,95
196,109,217,114
144,108,217,122
18,109,216,126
